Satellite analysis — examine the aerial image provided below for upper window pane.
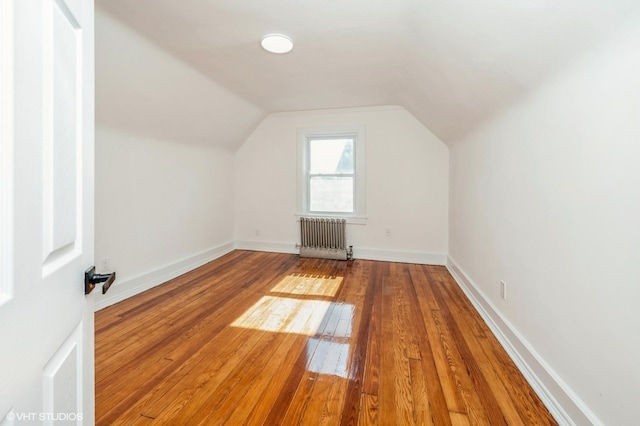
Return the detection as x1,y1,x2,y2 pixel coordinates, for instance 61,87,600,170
309,138,354,174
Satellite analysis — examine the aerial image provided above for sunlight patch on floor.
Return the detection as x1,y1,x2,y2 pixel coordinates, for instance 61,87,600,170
304,303,354,379
307,338,350,378
231,296,332,336
270,274,343,297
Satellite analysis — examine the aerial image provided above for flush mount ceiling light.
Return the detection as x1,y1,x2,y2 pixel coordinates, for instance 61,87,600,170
260,34,294,54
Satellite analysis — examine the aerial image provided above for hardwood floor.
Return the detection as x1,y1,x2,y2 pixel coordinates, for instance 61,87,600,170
95,250,556,425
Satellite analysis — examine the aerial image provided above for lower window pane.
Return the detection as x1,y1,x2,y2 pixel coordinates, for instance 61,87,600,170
309,176,354,213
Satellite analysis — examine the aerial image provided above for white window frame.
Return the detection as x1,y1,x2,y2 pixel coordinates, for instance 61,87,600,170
297,125,366,224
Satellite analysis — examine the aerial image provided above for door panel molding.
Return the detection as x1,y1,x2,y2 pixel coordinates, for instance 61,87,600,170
43,322,83,423
42,0,82,273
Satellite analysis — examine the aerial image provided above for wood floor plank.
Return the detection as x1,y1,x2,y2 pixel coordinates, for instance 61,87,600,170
361,272,381,397
435,281,529,425
411,265,491,424
104,319,269,424
359,394,379,425
320,300,362,424
405,265,456,425
378,269,397,426
429,308,493,425
450,411,472,426
408,357,433,426
311,264,367,425
336,259,373,426
487,342,557,426
427,268,508,426
184,332,285,425
276,304,341,424
95,251,558,426
389,274,417,425
114,324,254,422
224,333,308,425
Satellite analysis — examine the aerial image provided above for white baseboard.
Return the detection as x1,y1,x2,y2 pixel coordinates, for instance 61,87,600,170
446,256,602,426
235,240,446,265
94,242,235,311
234,240,299,254
355,247,446,265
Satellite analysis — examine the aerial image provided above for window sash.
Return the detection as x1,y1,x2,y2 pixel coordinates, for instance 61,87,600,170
308,137,354,174
306,136,356,214
308,174,355,214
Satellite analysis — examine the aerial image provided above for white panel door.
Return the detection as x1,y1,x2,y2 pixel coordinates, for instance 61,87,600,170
0,0,95,424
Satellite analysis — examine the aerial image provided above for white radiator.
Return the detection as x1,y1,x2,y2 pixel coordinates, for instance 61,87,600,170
299,217,348,260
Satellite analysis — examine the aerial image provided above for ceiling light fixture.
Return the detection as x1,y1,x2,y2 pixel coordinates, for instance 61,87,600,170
261,34,294,54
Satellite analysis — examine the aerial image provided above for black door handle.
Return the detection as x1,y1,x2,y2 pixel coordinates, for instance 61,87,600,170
85,266,116,295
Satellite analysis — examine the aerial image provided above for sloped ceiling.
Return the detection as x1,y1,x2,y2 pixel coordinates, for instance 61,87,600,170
96,0,638,144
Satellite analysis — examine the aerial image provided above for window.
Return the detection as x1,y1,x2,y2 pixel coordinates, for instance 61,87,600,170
308,137,354,213
297,125,365,223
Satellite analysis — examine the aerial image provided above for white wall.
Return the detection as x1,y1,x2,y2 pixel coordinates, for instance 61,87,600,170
449,16,640,426
95,6,264,150
94,8,264,308
235,106,449,263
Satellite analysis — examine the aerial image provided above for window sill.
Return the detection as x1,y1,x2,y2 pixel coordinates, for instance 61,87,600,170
295,214,367,225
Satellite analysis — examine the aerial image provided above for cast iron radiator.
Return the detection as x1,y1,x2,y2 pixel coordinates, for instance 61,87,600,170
299,217,348,260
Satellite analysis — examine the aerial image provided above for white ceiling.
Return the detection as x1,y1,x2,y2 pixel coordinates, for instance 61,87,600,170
96,0,638,143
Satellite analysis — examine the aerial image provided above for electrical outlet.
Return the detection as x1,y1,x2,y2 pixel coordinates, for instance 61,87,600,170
255,229,260,237
500,281,507,300
101,257,111,272
385,228,391,237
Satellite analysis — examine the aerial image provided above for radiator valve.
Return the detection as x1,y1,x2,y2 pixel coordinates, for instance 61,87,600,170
347,245,354,261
